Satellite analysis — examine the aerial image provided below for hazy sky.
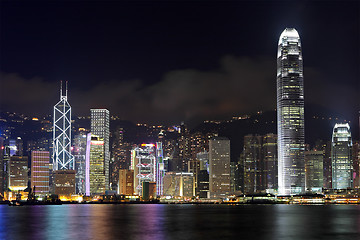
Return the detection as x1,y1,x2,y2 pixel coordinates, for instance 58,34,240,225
0,1,359,125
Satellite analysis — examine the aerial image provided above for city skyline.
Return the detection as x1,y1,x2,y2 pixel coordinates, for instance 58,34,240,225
0,1,358,127
0,1,359,239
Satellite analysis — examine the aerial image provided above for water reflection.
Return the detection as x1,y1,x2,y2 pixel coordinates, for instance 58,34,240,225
2,204,360,240
131,205,166,240
0,206,5,239
273,205,360,240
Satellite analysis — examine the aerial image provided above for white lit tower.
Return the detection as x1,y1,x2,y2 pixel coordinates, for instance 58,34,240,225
156,142,165,196
90,109,110,190
277,28,305,195
53,81,74,170
332,123,353,189
131,144,156,195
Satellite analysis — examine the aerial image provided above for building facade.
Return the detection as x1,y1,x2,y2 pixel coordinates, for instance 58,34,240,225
305,150,324,192
209,137,230,198
54,170,76,196
263,134,278,191
131,144,156,195
118,169,134,195
163,172,195,198
90,109,110,190
277,28,305,195
8,156,28,192
31,151,50,195
243,134,278,194
73,133,87,194
85,134,106,195
243,135,263,193
197,151,209,198
332,123,353,189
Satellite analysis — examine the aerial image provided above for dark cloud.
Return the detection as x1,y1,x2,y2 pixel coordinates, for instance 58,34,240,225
1,54,358,125
0,56,275,124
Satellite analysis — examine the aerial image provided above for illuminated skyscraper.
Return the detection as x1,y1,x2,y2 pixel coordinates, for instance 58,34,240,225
111,127,131,190
163,172,195,198
305,150,323,192
53,170,76,196
8,156,28,192
85,134,105,195
209,137,230,198
118,169,134,195
197,151,209,198
31,151,50,195
131,144,156,195
243,135,263,193
73,133,87,194
90,109,110,190
277,28,305,195
243,134,278,194
332,123,353,189
156,142,165,196
53,81,74,170
263,134,278,191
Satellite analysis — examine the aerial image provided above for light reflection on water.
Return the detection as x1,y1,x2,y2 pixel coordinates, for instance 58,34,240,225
1,204,360,240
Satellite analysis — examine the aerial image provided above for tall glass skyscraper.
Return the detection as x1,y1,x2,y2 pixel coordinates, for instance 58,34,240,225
85,134,106,195
90,109,110,190
277,28,305,195
209,137,230,198
332,123,353,189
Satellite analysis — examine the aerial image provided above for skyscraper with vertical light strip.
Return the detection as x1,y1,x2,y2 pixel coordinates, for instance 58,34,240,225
90,109,110,190
277,28,305,195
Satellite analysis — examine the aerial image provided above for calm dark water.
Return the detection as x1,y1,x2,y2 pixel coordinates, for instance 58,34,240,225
0,204,360,240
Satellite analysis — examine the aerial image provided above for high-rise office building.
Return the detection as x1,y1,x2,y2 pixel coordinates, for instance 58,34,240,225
156,142,165,196
118,169,134,195
305,150,323,192
263,134,278,191
332,123,353,189
54,170,76,196
314,140,332,189
243,134,278,194
111,127,131,191
163,172,195,198
209,137,230,198
31,151,50,195
277,28,305,195
0,137,4,197
8,156,28,192
73,133,87,194
53,81,74,170
91,109,110,190
243,135,263,193
197,151,209,198
178,122,191,172
352,141,360,188
85,134,106,195
131,144,156,195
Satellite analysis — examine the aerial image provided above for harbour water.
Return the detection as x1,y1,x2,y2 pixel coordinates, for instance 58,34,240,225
1,204,360,240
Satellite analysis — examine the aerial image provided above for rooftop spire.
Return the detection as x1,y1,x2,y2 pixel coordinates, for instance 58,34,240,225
60,80,68,100
60,80,63,99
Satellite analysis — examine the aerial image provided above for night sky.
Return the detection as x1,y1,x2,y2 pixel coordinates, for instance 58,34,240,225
0,1,359,127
